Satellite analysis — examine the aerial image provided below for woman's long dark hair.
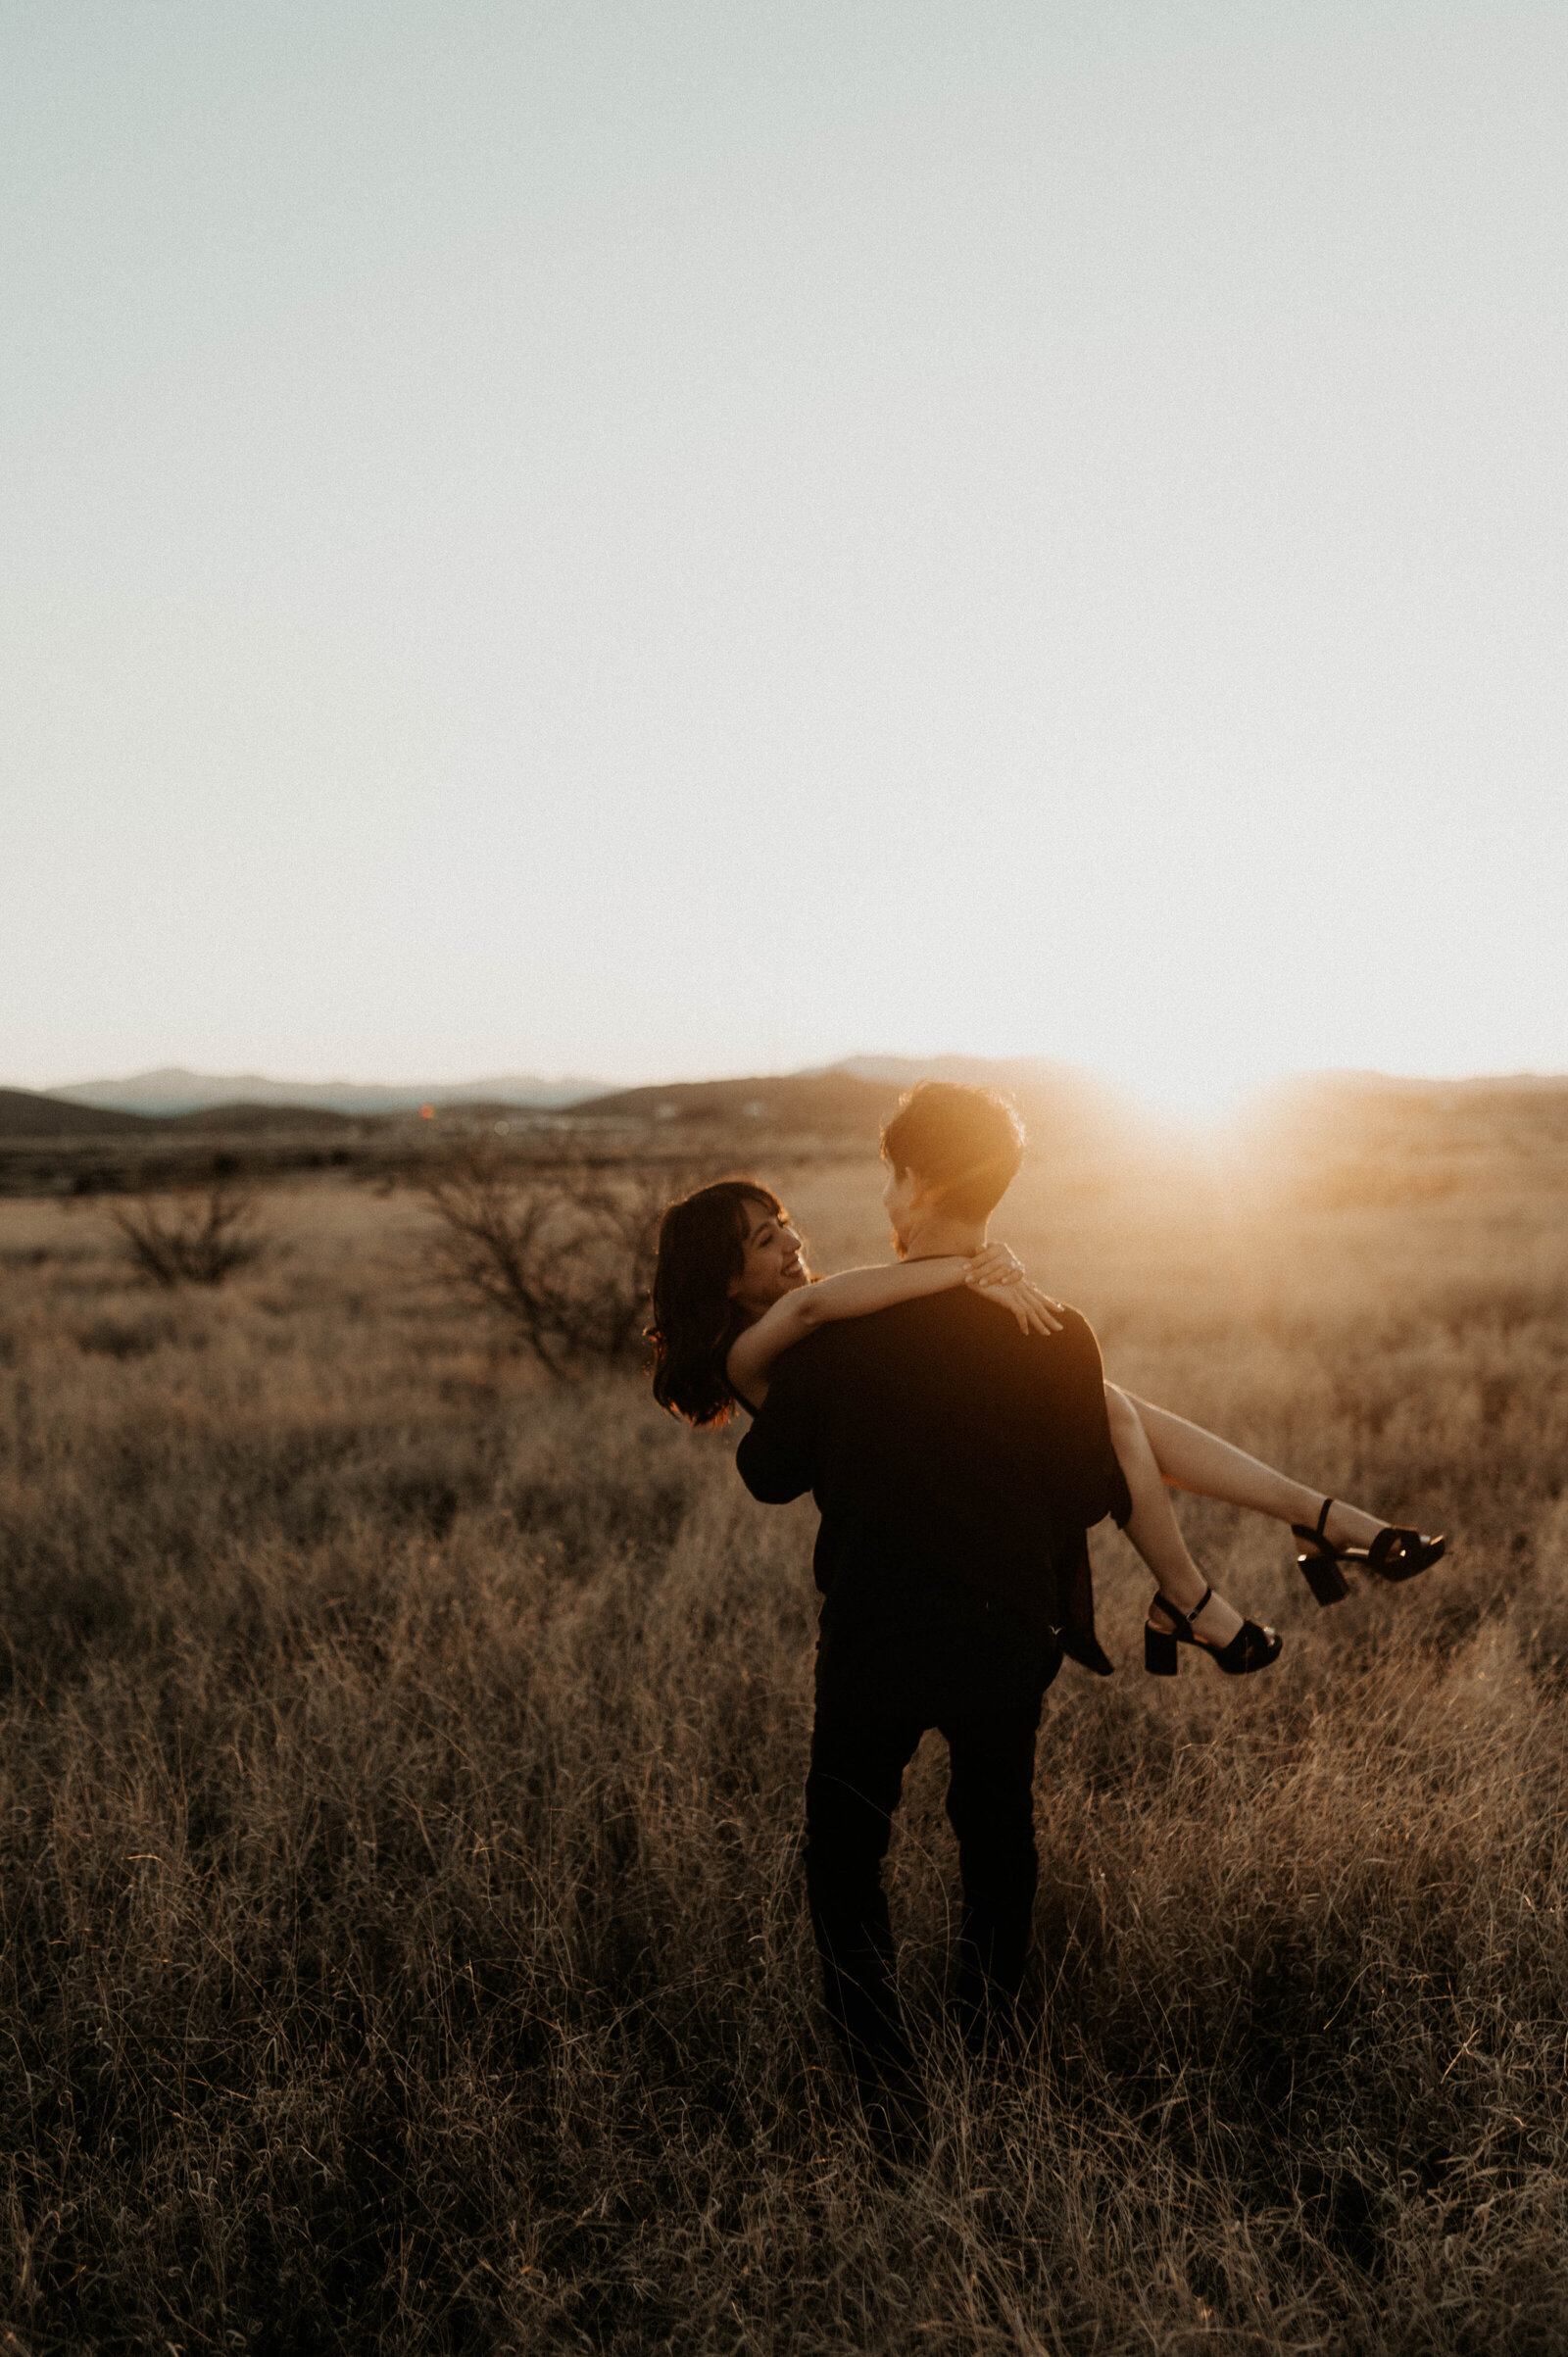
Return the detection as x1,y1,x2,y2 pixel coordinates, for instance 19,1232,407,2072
648,1179,785,1428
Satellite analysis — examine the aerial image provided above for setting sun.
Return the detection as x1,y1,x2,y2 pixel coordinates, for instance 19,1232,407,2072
4,3,1567,2337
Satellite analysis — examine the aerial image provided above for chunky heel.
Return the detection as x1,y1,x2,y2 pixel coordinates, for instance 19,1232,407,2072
1145,1622,1179,1677
1299,1551,1349,1605
1145,1584,1282,1678
1294,1498,1351,1606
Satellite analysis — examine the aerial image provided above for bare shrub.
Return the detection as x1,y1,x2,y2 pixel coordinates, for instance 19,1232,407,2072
5,1158,1568,2348
109,1179,270,1287
418,1148,693,1376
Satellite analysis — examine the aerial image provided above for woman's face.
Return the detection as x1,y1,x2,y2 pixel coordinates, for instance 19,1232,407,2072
726,1197,808,1316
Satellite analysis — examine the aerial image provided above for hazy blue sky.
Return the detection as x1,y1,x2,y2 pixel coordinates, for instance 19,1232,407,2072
4,2,1564,1113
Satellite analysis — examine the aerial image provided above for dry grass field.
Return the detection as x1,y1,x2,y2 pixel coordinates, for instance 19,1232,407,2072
3,1099,1568,2353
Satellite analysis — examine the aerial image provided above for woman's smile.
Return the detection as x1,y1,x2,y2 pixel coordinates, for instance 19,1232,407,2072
728,1200,810,1314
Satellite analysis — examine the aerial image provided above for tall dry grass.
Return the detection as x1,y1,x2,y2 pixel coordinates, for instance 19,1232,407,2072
2,1140,1567,2353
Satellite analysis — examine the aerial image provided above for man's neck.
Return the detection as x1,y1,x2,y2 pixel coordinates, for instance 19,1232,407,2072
903,1212,987,1261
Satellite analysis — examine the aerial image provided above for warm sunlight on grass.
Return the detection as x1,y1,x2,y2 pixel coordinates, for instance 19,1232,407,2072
3,1103,1567,2350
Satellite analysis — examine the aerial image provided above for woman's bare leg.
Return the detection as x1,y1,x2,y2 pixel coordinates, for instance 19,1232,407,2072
1118,1391,1386,1551
1103,1385,1250,1648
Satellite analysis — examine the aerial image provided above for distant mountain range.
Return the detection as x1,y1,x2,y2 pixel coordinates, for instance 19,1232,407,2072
0,1056,1139,1149
35,1056,1113,1121
574,1056,1140,1143
819,1054,1127,1101
16,1058,1563,1142
0,1086,374,1140
44,1066,612,1117
0,1088,161,1139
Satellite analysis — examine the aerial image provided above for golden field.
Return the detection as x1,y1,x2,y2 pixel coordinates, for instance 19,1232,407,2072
3,1093,1568,2353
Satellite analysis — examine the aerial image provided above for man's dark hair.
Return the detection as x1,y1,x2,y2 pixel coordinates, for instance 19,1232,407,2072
880,1081,1025,1222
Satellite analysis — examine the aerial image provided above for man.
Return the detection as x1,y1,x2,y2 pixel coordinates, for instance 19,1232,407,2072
735,1081,1131,2135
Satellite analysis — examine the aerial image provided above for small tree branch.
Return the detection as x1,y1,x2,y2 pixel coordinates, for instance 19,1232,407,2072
417,1150,703,1376
109,1180,269,1287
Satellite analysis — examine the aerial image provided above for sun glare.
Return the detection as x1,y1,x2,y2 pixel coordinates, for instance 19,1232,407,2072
1112,1053,1272,1132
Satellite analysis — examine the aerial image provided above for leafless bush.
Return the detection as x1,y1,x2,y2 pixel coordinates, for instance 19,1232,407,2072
5,1157,1568,2349
418,1148,694,1376
108,1179,270,1287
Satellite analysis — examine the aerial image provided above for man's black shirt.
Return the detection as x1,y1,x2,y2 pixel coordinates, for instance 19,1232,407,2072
734,1289,1131,1669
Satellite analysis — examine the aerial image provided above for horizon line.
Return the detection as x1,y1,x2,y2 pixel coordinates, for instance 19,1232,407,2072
20,1055,1568,1098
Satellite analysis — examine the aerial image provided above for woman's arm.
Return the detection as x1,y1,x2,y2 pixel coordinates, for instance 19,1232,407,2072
727,1247,1060,1409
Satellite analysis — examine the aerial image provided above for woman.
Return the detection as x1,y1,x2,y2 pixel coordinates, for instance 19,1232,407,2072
649,1179,1446,1676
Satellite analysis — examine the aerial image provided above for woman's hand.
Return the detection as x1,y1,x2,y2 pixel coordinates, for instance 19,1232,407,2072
965,1241,1024,1290
965,1244,1063,1336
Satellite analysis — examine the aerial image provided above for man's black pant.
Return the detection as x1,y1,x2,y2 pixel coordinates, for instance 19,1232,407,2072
806,1618,1058,2090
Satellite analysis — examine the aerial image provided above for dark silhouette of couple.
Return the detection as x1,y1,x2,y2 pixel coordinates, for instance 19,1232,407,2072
650,1081,1445,2150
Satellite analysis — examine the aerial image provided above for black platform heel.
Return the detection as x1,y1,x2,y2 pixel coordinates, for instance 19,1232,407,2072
1144,1585,1283,1678
1293,1497,1447,1603
1293,1497,1350,1606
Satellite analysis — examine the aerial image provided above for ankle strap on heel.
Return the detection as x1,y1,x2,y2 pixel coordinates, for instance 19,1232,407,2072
1153,1583,1213,1635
